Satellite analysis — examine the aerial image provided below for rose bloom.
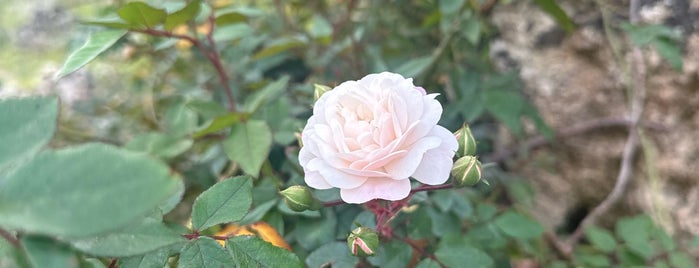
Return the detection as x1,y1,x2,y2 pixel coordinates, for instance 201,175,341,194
299,72,458,204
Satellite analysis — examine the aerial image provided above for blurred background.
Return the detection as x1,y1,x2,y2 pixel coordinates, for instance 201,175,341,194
1,0,697,266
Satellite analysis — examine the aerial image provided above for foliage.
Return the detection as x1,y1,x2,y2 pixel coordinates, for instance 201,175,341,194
0,0,695,267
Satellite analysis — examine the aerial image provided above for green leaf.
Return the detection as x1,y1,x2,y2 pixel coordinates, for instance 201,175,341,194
191,176,253,231
533,0,575,33
585,226,617,253
616,215,655,259
669,252,695,268
21,236,79,268
305,242,358,268
165,99,199,137
125,132,193,159
415,259,442,268
0,143,180,238
462,15,482,45
439,0,465,15
81,18,132,29
305,14,333,39
394,55,435,78
243,76,290,113
294,209,337,250
222,120,272,176
576,253,611,267
179,237,234,268
69,217,186,257
252,36,308,60
367,240,413,268
56,29,126,78
164,0,201,31
118,1,167,28
493,211,544,239
186,99,228,119
0,97,58,174
435,243,493,268
484,89,525,137
192,112,249,139
652,38,683,71
624,24,681,46
215,12,247,26
226,236,302,268
476,203,497,221
118,246,173,268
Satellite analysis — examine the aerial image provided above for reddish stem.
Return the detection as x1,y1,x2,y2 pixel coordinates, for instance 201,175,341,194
0,228,19,248
130,14,237,112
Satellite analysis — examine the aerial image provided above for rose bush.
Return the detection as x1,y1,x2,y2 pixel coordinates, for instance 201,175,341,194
299,72,458,203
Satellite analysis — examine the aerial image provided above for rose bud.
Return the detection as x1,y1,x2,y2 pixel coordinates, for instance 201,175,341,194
313,84,332,101
454,124,476,157
451,156,482,187
347,227,379,257
279,185,322,212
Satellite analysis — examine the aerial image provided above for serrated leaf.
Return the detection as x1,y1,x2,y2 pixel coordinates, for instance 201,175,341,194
192,112,249,139
585,227,617,253
533,0,575,32
305,242,358,268
0,97,57,174
21,236,79,268
56,29,126,78
179,237,234,268
394,55,434,78
0,143,180,238
191,176,253,231
435,243,493,268
69,217,185,257
493,211,544,239
164,0,201,30
118,1,167,28
226,236,302,268
118,246,173,268
222,120,272,176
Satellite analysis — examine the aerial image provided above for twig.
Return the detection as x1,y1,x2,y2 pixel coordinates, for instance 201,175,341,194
0,228,19,248
484,117,665,163
564,0,646,251
130,12,237,111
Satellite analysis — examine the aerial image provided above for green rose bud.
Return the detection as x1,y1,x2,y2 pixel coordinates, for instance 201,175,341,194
279,185,322,212
347,227,379,257
313,84,332,101
454,123,477,157
451,156,482,187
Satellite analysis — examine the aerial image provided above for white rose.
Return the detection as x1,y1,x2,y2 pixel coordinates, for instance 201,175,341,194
299,72,458,204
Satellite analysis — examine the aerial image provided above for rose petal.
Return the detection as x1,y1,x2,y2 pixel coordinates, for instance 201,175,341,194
306,158,367,188
340,177,411,204
384,136,441,179
304,169,333,189
411,126,459,184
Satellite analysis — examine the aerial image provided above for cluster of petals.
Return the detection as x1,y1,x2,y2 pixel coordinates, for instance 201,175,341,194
299,72,458,204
